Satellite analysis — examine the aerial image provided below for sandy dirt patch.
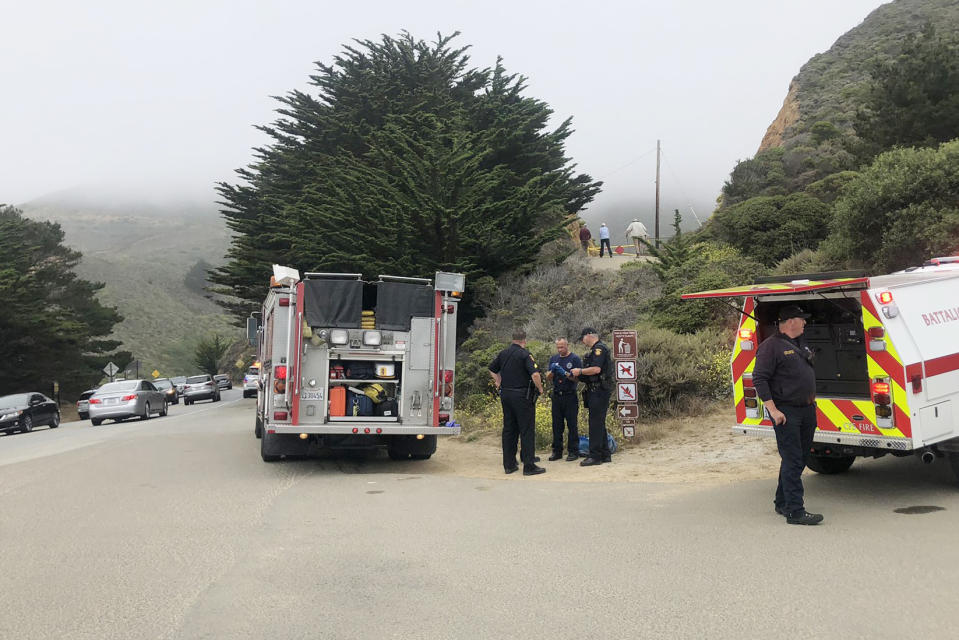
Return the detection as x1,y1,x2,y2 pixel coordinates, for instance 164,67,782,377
430,406,780,486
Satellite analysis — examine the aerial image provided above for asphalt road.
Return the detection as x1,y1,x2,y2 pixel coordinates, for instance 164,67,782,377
2,392,959,639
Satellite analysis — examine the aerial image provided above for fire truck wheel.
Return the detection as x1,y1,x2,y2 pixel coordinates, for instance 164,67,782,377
947,453,959,485
387,437,411,460
805,454,855,475
254,414,263,439
260,430,282,462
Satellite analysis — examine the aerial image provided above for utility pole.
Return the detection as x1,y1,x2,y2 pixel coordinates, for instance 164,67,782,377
654,139,661,248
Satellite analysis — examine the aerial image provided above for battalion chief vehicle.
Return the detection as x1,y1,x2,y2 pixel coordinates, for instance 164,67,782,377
683,257,959,482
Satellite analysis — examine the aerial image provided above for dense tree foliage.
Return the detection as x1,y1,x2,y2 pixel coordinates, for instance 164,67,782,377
822,140,959,272
0,206,128,397
709,193,830,266
855,25,959,158
193,334,228,376
212,32,600,325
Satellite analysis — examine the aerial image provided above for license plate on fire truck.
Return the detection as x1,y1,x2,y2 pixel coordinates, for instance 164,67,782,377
300,391,323,400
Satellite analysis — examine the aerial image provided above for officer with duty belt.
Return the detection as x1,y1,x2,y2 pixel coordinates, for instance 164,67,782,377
753,305,824,526
571,327,613,466
488,329,546,476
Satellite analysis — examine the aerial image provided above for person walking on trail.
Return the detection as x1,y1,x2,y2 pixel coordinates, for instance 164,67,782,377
546,337,582,462
571,328,614,466
578,224,592,253
489,329,546,476
598,223,612,258
752,305,824,526
625,218,650,256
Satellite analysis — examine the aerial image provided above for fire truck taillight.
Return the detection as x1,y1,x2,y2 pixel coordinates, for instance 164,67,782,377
274,366,287,380
273,411,288,421
872,378,894,428
872,381,890,396
743,388,757,398
867,327,885,338
742,374,754,388
867,326,887,351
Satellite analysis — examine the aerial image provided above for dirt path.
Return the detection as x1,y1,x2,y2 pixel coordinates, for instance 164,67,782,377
433,406,780,486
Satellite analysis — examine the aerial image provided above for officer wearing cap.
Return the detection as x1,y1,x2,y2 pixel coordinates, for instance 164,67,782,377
753,305,824,525
489,329,546,476
571,328,613,466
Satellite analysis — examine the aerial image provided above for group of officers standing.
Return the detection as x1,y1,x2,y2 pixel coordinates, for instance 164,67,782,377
488,327,614,476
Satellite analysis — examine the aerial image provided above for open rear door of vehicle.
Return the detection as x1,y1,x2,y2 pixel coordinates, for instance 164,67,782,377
680,277,870,300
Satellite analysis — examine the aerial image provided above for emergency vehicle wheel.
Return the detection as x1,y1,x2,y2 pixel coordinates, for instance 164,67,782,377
261,430,282,462
254,414,263,439
806,454,855,475
947,453,959,486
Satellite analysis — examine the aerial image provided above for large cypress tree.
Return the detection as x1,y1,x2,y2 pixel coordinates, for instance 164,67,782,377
212,32,601,324
0,205,130,397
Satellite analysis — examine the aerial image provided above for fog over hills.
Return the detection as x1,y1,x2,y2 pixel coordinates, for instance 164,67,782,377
20,187,236,377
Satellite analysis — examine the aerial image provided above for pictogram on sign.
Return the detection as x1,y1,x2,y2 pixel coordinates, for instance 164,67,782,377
612,330,637,359
617,383,637,402
616,360,636,380
617,404,638,419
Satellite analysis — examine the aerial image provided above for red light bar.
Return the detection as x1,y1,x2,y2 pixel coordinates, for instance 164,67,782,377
739,328,754,340
877,291,893,304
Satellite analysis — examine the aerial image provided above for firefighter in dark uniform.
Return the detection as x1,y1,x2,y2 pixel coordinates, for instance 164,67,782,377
489,329,546,476
571,327,613,466
753,305,824,525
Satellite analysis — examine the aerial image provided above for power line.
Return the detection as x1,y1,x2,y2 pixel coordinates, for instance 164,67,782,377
596,147,658,181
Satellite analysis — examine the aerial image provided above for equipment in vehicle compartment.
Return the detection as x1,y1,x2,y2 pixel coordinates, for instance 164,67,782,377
375,362,395,379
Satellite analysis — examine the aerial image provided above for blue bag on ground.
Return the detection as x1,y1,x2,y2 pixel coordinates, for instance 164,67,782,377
578,434,618,457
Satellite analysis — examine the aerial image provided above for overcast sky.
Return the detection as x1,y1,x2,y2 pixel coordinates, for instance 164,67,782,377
2,0,888,229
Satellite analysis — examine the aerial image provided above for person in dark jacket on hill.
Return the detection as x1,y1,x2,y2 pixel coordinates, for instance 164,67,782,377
579,224,592,252
752,305,824,526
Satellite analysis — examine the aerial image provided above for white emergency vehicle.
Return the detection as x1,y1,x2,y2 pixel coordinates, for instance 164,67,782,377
682,257,959,482
249,265,464,462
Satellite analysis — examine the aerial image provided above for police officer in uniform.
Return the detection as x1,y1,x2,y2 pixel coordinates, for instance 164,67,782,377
753,305,824,525
571,328,613,466
489,329,546,476
546,337,582,461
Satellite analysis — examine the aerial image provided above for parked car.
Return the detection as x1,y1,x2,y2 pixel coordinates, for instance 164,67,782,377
152,378,179,405
242,365,259,398
88,379,168,426
172,376,187,395
182,374,221,404
0,393,60,434
76,389,97,420
213,374,233,390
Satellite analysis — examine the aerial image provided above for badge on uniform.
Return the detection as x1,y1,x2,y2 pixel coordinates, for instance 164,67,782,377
594,348,602,355
784,349,795,355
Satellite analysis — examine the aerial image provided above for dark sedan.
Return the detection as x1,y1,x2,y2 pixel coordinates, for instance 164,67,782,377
0,393,61,435
152,378,180,405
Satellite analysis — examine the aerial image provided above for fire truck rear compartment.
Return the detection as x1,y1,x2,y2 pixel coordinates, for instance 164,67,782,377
755,297,870,399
